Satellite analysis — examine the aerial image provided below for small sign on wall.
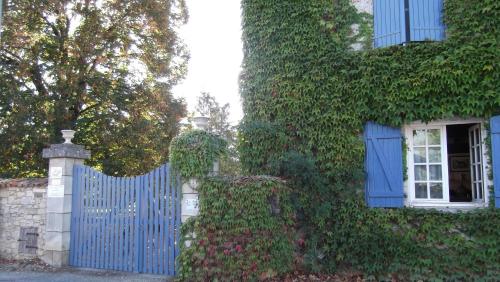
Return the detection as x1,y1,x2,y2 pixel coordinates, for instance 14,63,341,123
49,167,63,185
47,184,64,198
183,198,199,215
49,167,63,178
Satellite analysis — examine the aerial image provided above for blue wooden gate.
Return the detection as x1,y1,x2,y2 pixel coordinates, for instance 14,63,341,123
69,163,181,275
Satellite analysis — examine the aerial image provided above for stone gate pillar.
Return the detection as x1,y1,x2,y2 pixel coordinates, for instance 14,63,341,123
181,116,219,224
42,130,90,266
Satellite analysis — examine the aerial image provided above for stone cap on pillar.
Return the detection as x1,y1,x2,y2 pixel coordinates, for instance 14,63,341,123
42,130,90,159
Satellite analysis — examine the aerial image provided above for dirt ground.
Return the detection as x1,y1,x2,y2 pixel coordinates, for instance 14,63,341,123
0,258,171,282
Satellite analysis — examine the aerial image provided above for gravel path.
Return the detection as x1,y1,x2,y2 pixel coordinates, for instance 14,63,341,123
0,259,172,282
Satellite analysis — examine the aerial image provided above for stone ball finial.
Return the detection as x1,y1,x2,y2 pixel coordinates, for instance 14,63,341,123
193,116,209,131
61,130,75,144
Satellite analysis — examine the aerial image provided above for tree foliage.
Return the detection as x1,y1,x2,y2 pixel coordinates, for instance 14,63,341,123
196,92,232,140
0,0,189,177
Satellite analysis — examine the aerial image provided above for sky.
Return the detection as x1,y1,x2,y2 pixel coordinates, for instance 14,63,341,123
173,0,244,125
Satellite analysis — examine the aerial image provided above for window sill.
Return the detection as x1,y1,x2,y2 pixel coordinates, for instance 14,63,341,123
407,201,487,212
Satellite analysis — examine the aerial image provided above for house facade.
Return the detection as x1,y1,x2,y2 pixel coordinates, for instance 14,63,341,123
240,0,499,212
244,0,498,277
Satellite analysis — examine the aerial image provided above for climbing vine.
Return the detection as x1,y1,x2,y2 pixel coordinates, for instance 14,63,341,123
177,176,295,281
240,0,500,279
169,129,227,178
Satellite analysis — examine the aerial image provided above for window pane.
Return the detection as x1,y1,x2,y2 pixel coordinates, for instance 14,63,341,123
415,165,427,181
475,128,480,144
478,182,483,199
429,165,442,180
428,147,441,163
476,147,480,162
414,148,426,163
428,129,441,145
471,147,476,163
430,183,443,199
415,183,428,199
413,130,426,146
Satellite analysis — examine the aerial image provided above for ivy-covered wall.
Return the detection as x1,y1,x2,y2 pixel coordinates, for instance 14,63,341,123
177,176,295,281
240,0,500,279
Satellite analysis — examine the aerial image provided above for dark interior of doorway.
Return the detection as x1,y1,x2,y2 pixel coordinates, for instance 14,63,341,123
446,123,476,202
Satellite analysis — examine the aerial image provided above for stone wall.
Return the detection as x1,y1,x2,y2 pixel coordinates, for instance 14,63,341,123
352,0,373,15
350,0,373,51
0,178,47,260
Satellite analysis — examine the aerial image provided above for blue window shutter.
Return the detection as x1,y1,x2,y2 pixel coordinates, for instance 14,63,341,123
364,122,404,207
491,115,500,208
409,0,446,41
373,0,406,48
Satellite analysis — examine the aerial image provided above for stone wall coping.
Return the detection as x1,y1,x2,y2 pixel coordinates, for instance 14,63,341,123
0,178,48,188
42,143,90,159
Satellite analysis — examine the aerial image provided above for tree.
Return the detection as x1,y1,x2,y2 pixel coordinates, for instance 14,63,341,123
0,0,189,177
195,92,240,175
196,92,233,140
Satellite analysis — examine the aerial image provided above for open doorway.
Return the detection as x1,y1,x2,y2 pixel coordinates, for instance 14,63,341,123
446,123,483,202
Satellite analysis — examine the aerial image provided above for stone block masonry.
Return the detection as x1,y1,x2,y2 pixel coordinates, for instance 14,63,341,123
0,178,48,260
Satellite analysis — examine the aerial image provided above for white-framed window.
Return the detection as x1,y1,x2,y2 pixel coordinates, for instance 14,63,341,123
404,119,490,208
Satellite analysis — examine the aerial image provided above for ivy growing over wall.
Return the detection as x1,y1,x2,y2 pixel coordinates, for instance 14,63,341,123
169,129,227,178
240,0,500,279
177,176,295,281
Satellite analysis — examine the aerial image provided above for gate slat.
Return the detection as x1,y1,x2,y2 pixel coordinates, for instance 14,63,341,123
152,167,159,274
127,177,132,272
110,176,116,270
96,171,103,269
142,175,148,273
102,175,110,269
86,167,93,268
159,165,165,274
124,177,130,271
92,171,98,269
134,176,141,272
99,173,105,269
130,177,136,272
91,169,97,268
84,169,92,267
111,177,120,270
117,177,123,270
106,174,111,269
141,175,147,273
114,176,120,271
148,170,153,273
167,165,173,274
119,177,125,270
102,172,107,269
